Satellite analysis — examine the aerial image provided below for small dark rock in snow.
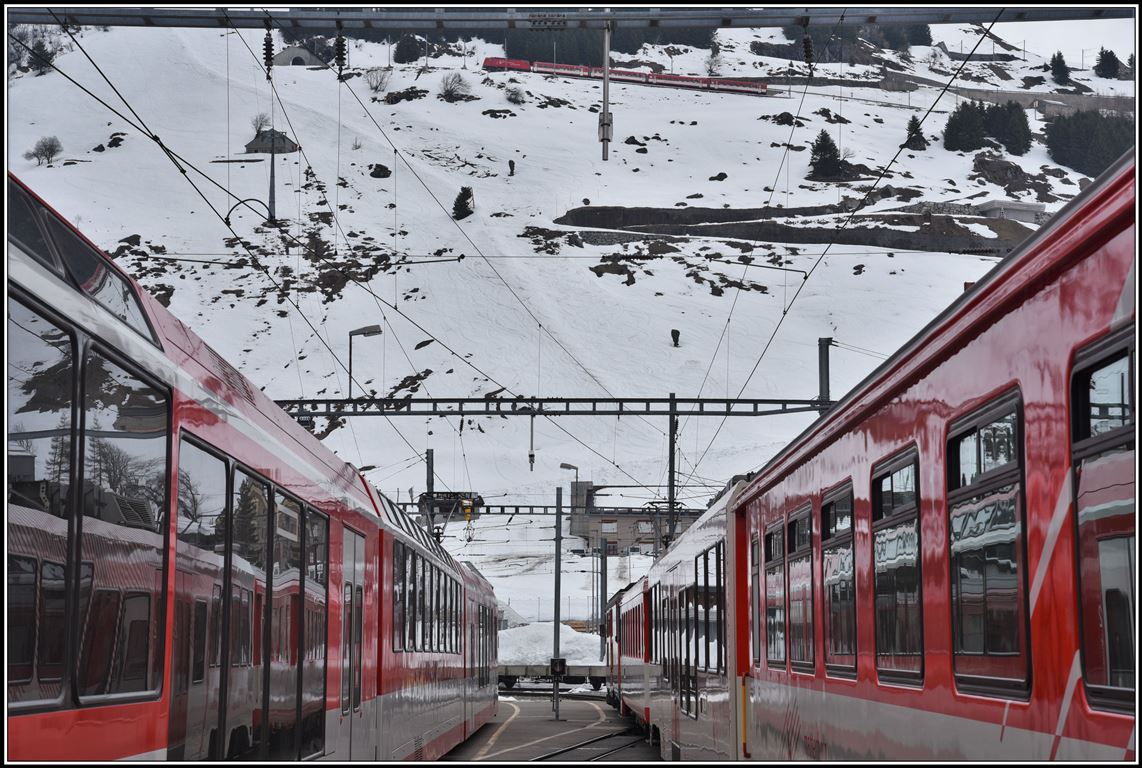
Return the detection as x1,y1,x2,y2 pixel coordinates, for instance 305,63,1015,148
709,172,728,181
369,163,392,178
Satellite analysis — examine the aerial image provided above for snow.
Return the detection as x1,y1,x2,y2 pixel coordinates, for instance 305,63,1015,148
499,621,604,666
7,17,1127,619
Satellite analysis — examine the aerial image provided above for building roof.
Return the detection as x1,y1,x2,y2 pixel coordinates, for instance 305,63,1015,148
975,199,1046,213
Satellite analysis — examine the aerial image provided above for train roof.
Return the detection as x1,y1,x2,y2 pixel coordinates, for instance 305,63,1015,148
740,150,1135,506
8,172,462,572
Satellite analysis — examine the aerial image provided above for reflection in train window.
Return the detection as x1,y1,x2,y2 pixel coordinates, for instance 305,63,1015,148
947,395,1028,695
1073,335,1135,711
873,451,923,683
7,299,74,707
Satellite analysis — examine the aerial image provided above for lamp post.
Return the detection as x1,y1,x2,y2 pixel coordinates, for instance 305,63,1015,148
348,325,382,399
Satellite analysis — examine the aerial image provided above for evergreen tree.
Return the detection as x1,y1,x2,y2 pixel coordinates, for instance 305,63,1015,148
393,34,422,64
907,24,933,46
29,39,55,75
809,130,842,177
1094,47,1121,79
1050,51,1070,84
1000,102,1031,155
1129,53,1135,76
452,186,474,220
943,101,986,152
1047,110,1134,176
903,115,928,150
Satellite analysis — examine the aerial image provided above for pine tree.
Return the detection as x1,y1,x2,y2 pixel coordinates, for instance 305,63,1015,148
29,39,55,75
393,34,422,64
943,101,986,152
452,186,474,220
907,24,933,46
1001,102,1031,155
1094,47,1121,79
809,130,842,177
1046,110,1133,176
903,115,928,150
1050,51,1070,84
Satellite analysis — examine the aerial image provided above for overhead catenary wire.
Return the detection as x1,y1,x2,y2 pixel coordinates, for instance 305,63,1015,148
678,11,1007,491
14,30,664,503
23,22,454,494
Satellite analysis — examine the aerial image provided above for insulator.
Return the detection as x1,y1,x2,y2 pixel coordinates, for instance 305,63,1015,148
335,34,347,71
802,35,813,67
263,31,274,75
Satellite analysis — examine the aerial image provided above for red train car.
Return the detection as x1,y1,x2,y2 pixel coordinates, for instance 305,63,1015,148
608,151,1135,760
482,56,530,72
6,172,500,761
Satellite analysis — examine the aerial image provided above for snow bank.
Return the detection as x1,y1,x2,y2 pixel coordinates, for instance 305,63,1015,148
499,622,603,666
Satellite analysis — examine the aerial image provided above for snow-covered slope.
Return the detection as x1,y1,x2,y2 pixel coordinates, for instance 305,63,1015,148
8,18,1133,621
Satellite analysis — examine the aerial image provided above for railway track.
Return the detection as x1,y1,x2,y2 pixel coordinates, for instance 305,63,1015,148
529,728,646,762
502,688,606,702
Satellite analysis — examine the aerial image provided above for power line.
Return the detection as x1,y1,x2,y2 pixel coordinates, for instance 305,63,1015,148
26,20,453,493
678,11,1006,489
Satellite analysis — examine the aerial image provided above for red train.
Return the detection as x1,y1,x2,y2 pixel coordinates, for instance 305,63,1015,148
608,151,1136,759
6,172,500,761
483,56,767,96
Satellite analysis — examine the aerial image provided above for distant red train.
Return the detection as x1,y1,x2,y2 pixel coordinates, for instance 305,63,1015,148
484,56,767,95
607,151,1136,760
7,172,500,761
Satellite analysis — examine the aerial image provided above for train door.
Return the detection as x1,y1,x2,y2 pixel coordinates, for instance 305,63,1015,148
464,596,475,733
336,529,366,759
666,566,681,759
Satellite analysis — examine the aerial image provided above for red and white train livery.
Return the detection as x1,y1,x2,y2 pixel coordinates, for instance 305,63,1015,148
484,56,767,96
609,151,1136,760
6,172,499,761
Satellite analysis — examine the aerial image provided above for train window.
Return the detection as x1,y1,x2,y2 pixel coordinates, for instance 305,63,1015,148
192,599,207,684
342,584,352,713
823,487,856,676
78,588,121,696
269,492,303,758
873,450,923,683
787,507,814,672
79,347,169,699
947,393,1028,695
751,536,761,666
764,526,785,666
172,435,228,750
715,542,726,674
407,551,418,651
697,552,709,671
301,509,328,757
417,556,427,651
1072,331,1135,711
41,214,157,344
393,542,406,652
229,469,268,758
9,180,63,273
353,583,363,709
7,299,75,707
9,557,37,685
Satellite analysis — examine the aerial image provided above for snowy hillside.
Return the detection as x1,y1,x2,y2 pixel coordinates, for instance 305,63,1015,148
8,17,1135,621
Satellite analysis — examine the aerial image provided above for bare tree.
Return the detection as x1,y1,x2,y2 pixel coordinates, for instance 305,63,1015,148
439,72,471,102
250,112,270,134
365,67,391,93
704,52,724,77
24,135,63,165
505,85,526,104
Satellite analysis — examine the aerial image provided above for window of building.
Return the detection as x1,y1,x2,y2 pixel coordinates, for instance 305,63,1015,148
764,525,785,666
1072,329,1134,711
873,450,923,682
947,392,1028,695
822,486,856,675
637,520,654,534
787,508,813,671
601,520,618,534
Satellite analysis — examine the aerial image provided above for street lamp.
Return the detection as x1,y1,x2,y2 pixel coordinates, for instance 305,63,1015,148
559,462,579,486
348,325,382,399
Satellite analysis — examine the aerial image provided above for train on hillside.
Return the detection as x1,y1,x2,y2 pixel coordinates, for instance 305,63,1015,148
483,56,768,96
7,172,499,761
606,150,1136,760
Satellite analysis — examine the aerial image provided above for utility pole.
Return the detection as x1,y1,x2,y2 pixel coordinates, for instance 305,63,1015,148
666,391,677,549
425,448,434,531
598,532,608,661
600,19,613,160
818,338,833,409
552,486,563,720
